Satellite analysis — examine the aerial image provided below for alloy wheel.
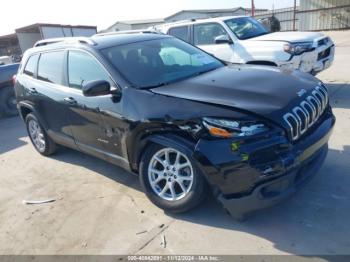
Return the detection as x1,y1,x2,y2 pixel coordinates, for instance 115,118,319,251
28,119,46,152
148,148,194,201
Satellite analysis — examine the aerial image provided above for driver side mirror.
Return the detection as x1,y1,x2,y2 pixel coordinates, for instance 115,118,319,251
214,35,233,44
83,80,120,97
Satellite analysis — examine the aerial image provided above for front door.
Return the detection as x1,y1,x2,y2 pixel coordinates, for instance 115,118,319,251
193,23,237,63
64,50,124,163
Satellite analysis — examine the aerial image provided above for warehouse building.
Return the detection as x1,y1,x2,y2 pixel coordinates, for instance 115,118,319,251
103,7,267,32
15,23,97,53
164,7,267,22
0,23,97,58
0,33,21,58
103,1,349,33
101,18,164,32
1,1,349,58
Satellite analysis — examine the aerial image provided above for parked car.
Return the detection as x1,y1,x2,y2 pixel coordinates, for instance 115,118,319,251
0,63,19,116
14,34,335,219
0,56,13,66
154,16,335,75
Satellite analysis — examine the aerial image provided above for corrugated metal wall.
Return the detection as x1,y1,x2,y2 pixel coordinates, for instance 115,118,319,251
254,0,349,31
299,0,350,30
255,7,298,31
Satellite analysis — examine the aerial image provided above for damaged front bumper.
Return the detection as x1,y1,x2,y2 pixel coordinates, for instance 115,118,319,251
281,44,335,74
193,111,335,220
218,144,328,220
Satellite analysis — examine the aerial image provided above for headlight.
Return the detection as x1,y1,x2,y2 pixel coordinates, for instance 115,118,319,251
202,117,269,138
284,42,314,55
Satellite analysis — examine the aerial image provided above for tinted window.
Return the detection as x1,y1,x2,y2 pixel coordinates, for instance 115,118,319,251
102,38,223,88
23,54,39,77
37,51,64,84
225,17,269,40
68,51,111,89
168,26,190,42
194,23,229,45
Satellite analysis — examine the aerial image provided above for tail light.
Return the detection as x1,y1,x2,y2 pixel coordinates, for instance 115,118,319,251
12,75,16,86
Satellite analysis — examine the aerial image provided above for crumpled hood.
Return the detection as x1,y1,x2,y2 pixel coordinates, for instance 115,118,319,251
250,31,325,43
151,65,320,125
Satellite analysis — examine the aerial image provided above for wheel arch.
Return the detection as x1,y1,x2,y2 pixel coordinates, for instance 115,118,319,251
130,133,196,173
17,102,48,130
18,104,32,120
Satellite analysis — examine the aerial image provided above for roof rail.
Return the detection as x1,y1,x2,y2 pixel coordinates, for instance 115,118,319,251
169,19,197,24
94,29,162,37
33,37,97,47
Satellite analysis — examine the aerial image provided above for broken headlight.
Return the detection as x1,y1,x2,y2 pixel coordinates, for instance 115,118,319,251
202,117,269,138
284,42,314,55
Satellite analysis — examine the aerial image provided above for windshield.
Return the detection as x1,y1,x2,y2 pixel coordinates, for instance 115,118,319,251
101,37,223,88
225,17,269,40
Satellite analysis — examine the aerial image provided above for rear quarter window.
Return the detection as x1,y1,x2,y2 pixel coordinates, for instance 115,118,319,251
23,54,39,77
168,26,190,43
37,51,65,85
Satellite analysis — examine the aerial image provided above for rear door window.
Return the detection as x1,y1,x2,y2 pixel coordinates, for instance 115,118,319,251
168,26,190,43
23,54,39,77
37,51,65,84
193,23,228,45
67,50,112,89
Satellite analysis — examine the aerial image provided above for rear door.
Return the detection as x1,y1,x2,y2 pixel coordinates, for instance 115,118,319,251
29,50,75,147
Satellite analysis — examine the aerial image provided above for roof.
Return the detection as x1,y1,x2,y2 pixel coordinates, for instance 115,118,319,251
27,33,171,54
92,33,170,49
165,7,267,20
15,23,97,33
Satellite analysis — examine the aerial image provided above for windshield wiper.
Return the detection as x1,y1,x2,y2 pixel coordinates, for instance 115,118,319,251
139,82,169,89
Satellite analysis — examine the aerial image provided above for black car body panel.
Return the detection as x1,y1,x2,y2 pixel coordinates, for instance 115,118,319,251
14,33,335,218
151,65,319,126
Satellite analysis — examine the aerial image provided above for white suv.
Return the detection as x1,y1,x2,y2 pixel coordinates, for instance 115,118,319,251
154,16,334,75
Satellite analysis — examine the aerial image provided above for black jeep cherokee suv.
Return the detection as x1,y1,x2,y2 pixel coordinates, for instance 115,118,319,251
14,33,335,219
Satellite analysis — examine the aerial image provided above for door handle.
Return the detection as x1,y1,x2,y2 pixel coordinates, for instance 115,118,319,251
28,87,38,94
63,97,77,105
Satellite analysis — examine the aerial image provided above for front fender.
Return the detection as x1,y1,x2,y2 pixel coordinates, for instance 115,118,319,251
130,133,196,173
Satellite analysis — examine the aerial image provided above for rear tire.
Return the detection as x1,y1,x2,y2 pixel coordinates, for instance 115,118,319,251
139,144,208,213
25,113,57,156
0,86,18,116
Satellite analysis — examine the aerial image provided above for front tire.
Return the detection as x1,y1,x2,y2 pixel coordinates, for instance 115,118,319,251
139,144,208,213
25,113,57,156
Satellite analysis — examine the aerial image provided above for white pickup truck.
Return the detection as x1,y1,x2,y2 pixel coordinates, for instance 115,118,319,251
154,16,334,75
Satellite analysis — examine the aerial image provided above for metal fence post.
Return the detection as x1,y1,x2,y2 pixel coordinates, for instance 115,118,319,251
293,0,297,31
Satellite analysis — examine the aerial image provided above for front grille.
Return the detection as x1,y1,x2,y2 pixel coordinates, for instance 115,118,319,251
318,47,331,60
283,84,328,141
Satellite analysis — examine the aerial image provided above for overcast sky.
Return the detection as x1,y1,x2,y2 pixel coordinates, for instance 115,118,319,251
0,0,297,35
